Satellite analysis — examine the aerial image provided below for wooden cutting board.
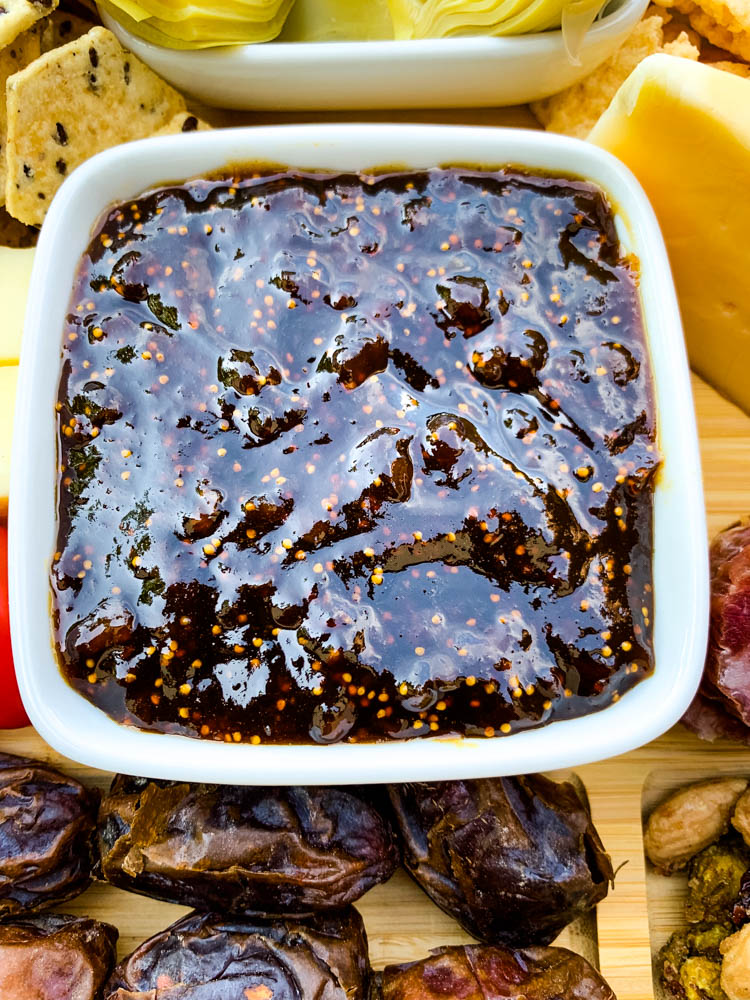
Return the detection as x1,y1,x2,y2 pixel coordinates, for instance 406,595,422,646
1,373,748,998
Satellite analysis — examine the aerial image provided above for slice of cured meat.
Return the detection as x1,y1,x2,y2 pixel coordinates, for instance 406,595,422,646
682,690,750,745
683,520,750,742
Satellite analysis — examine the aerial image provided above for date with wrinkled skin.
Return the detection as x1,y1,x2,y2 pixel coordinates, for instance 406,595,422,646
381,945,617,1000
98,776,399,915
105,908,370,1000
0,752,99,918
388,775,613,946
0,913,118,1000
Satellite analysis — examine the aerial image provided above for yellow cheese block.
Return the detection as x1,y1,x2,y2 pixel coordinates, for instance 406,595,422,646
589,54,750,413
0,365,17,516
0,247,34,365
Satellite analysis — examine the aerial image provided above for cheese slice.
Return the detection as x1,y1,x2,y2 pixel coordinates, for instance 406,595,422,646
0,366,18,516
589,54,750,414
0,247,34,365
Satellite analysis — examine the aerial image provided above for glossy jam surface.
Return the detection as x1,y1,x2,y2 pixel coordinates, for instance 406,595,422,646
53,168,658,745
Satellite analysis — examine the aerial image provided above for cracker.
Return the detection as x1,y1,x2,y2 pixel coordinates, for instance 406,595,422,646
5,26,186,225
687,1,750,57
659,0,750,57
663,26,703,52
40,8,96,50
0,25,42,207
531,15,689,137
0,0,57,48
152,111,212,136
661,10,704,46
709,55,750,70
690,0,750,36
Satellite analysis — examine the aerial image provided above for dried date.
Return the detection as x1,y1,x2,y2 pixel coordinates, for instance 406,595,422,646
381,945,616,1000
388,775,612,946
0,752,99,918
0,913,117,1000
98,776,398,914
105,908,370,999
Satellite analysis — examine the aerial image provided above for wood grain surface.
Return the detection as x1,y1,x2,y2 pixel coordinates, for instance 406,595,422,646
642,752,750,1000
1,329,749,992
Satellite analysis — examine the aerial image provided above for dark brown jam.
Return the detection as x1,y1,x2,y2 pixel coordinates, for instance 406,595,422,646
52,168,659,745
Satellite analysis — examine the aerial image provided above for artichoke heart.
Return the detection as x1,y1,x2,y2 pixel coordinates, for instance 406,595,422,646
279,0,394,40
99,0,296,47
388,0,609,46
102,0,609,50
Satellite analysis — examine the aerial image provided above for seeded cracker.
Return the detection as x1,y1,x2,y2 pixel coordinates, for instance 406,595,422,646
5,26,186,225
40,8,96,50
0,24,41,207
153,110,213,135
0,0,57,48
530,15,699,136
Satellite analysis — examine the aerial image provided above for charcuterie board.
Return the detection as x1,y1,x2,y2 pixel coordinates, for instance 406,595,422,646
1,371,748,1000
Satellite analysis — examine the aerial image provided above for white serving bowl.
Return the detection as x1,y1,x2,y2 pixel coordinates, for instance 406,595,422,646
100,0,648,110
9,124,708,785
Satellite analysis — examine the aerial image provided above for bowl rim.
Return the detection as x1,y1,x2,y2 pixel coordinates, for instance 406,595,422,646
9,123,709,784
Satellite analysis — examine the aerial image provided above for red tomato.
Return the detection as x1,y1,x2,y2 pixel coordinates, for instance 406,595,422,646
0,524,29,728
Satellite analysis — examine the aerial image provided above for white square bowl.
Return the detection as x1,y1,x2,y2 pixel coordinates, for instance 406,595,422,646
9,124,708,784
